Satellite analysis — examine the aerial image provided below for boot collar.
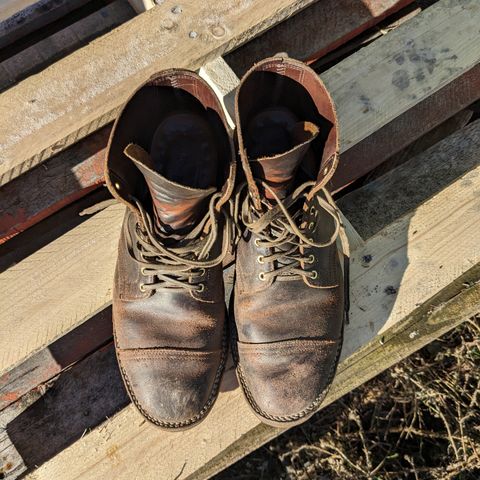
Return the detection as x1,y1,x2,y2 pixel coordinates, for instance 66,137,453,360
235,56,339,209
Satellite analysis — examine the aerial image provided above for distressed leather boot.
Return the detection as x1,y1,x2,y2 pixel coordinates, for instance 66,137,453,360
105,70,235,429
232,57,347,427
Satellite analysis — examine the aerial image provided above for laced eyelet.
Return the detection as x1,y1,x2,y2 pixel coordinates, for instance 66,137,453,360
197,283,205,293
204,252,210,259
141,267,148,276
139,283,146,292
258,272,266,281
309,206,315,215
308,222,315,230
254,238,261,247
199,268,206,276
307,254,315,264
257,255,264,264
310,270,318,280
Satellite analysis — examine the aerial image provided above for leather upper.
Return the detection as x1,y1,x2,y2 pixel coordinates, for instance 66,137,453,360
107,70,235,429
233,57,346,426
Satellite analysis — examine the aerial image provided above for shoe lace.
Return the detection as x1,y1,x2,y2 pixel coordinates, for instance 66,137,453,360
235,181,340,282
130,192,232,292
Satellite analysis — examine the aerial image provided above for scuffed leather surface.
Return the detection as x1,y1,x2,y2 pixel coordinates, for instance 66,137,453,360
115,212,225,351
234,228,344,343
117,348,222,424
237,339,339,418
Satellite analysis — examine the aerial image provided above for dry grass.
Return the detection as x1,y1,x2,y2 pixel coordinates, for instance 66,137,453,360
217,317,480,480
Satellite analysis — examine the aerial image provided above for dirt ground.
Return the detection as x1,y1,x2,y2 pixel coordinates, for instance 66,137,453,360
216,317,480,480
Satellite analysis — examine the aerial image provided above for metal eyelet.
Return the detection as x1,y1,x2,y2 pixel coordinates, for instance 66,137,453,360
258,272,266,281
307,254,315,264
254,238,261,247
199,268,206,276
197,283,205,293
310,206,315,215
308,222,315,230
204,252,210,259
310,270,318,280
139,283,146,292
141,267,148,276
257,255,264,264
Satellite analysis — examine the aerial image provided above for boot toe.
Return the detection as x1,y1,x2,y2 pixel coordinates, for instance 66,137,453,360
118,348,224,429
236,338,341,425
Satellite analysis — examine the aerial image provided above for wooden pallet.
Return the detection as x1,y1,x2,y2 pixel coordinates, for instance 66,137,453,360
0,0,479,478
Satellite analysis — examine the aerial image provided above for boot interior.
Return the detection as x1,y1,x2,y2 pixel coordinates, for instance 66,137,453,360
238,71,334,183
108,86,231,207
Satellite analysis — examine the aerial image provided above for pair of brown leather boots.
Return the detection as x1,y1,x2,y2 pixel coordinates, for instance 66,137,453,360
105,56,348,430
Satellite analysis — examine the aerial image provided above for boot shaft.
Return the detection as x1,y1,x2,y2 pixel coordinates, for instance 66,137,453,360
105,69,236,225
235,56,339,207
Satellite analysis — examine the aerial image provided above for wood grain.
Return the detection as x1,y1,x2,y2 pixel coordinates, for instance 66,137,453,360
0,127,109,244
0,308,112,411
0,203,123,376
330,61,480,191
321,0,480,152
15,120,480,480
0,0,319,185
0,341,130,480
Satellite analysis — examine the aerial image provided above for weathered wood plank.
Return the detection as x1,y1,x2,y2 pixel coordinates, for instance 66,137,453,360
337,115,479,238
225,0,415,76
0,0,321,185
0,0,91,49
20,120,480,480
0,0,135,91
0,341,130,480
331,63,480,190
356,108,473,185
320,0,480,155
0,203,122,375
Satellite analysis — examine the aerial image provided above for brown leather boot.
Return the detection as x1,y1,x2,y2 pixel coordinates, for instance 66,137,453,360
232,57,347,427
105,70,236,429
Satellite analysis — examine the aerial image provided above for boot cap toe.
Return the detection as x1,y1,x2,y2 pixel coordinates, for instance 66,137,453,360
236,338,341,425
118,347,225,429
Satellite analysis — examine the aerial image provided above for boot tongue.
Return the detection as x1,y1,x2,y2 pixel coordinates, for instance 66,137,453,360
124,143,215,232
249,121,319,200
